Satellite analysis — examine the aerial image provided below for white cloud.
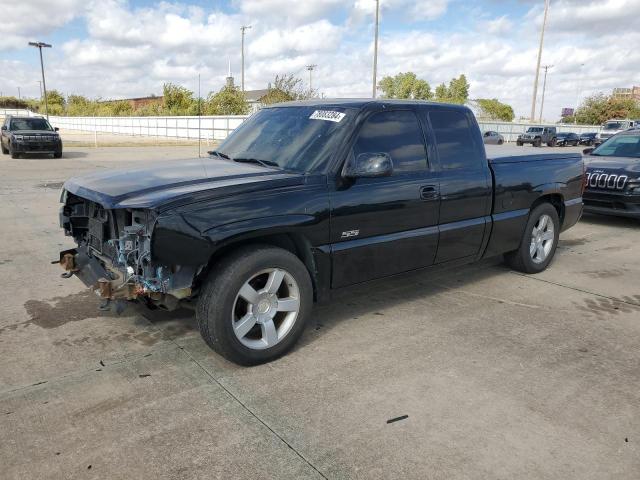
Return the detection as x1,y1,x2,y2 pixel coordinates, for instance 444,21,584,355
237,0,344,24
1,0,639,122
0,0,86,50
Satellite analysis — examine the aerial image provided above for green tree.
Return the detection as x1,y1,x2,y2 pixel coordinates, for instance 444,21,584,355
205,85,250,115
434,75,470,104
41,89,65,115
475,98,515,121
378,72,432,100
162,82,197,115
569,93,640,125
261,74,315,105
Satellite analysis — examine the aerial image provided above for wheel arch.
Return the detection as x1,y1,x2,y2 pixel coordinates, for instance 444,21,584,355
196,231,322,302
531,192,565,227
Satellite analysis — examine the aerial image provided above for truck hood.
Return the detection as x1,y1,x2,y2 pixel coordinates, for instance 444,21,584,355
63,158,305,210
585,156,640,176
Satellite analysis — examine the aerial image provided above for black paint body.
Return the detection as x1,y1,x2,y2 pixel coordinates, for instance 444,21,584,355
61,100,584,303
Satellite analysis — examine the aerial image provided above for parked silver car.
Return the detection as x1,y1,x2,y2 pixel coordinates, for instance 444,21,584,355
483,130,504,145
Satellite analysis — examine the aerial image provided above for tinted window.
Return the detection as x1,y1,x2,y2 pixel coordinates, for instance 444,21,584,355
218,106,354,173
353,110,427,173
10,117,53,131
429,109,481,169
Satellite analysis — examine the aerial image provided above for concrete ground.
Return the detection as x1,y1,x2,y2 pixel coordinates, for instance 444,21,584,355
0,145,638,480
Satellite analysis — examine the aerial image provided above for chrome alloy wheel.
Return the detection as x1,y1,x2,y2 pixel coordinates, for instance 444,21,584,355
232,268,301,350
529,214,555,264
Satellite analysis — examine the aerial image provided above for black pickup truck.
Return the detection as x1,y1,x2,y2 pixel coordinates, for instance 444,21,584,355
57,100,584,364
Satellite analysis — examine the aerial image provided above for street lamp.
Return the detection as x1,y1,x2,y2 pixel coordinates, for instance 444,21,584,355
530,0,550,122
28,41,52,119
539,65,553,123
240,25,251,92
372,0,380,98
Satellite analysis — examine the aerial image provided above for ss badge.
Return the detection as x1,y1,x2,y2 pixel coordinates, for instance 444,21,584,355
341,230,360,239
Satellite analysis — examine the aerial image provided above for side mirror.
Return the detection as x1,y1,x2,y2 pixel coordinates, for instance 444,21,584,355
54,127,59,131
344,152,393,178
583,148,594,155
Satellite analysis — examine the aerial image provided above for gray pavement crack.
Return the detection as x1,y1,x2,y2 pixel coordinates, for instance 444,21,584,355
509,271,640,308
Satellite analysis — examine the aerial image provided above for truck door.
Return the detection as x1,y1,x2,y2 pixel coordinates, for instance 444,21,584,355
329,109,440,288
426,107,492,263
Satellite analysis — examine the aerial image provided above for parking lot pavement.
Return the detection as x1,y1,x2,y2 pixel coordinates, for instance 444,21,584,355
1,146,639,479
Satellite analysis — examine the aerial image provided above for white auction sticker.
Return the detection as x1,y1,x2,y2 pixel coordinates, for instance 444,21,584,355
309,110,346,122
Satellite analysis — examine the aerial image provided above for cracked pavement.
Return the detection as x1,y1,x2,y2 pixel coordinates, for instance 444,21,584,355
1,145,639,479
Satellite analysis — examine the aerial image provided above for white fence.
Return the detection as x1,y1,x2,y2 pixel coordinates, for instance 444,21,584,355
1,109,602,143
48,115,247,141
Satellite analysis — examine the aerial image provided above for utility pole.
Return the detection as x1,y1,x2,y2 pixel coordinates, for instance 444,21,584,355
530,0,550,122
17,87,21,99
240,25,251,92
539,65,553,123
29,41,52,119
372,0,380,98
306,64,317,93
574,62,585,124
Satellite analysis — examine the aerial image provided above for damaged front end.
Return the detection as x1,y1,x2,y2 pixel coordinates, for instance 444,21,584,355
56,190,198,312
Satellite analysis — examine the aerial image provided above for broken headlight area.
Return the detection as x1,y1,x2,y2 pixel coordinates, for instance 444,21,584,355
58,193,197,311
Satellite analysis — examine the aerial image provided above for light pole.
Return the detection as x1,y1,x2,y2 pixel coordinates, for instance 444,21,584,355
306,64,317,93
29,41,52,119
530,0,550,122
240,25,251,92
372,0,380,98
574,62,585,124
17,87,21,99
539,64,553,123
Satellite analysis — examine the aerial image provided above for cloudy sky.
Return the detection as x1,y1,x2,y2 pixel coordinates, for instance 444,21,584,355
0,0,638,121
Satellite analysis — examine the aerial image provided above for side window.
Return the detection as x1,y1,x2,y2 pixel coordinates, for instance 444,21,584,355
353,110,427,173
429,109,482,170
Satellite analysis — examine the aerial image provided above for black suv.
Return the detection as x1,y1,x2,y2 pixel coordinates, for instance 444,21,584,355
1,116,62,158
583,128,640,219
517,126,557,147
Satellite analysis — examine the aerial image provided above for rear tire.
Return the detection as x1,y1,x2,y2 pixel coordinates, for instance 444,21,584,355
196,245,313,365
505,203,560,274
498,139,504,145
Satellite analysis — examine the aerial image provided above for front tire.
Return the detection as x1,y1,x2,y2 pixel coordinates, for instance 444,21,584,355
9,143,19,159
196,245,313,365
534,138,542,147
516,141,523,146
505,203,560,274
53,149,62,158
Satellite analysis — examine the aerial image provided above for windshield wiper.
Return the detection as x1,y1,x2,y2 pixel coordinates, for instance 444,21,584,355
233,157,281,169
208,150,231,160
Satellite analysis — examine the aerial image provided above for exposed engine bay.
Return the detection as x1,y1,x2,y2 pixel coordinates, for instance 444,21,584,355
57,190,199,311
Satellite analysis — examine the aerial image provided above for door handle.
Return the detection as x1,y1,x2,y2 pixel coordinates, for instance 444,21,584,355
420,185,439,200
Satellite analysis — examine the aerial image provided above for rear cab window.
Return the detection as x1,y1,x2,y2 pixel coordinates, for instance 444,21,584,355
428,108,483,170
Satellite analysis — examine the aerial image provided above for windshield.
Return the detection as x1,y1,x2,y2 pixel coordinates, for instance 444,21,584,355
10,117,54,131
592,133,640,158
526,127,543,133
215,106,355,173
603,121,629,131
